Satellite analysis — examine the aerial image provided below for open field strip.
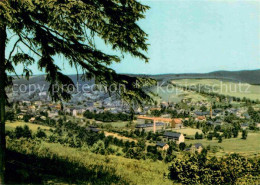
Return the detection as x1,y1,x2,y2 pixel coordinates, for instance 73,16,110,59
186,132,260,157
6,121,52,132
172,79,260,100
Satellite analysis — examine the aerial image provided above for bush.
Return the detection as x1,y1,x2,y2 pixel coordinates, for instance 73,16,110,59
242,129,248,140
207,133,213,140
169,153,258,184
218,136,222,143
6,111,15,121
23,115,32,122
14,125,32,139
195,132,203,139
35,128,47,138
179,143,186,151
90,140,106,155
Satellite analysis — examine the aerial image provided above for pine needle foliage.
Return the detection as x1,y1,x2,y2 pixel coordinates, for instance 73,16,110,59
0,0,155,105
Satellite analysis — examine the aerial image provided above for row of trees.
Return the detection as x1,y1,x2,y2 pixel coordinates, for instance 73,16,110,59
83,110,133,122
6,125,47,140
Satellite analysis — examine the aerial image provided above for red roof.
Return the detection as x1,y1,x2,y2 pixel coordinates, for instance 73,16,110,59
197,116,206,120
173,118,182,124
137,116,172,122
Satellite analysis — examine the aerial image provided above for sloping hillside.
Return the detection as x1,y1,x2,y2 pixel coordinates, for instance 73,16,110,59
148,69,260,84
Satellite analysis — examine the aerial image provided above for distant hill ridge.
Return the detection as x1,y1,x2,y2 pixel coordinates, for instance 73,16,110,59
143,69,260,85
13,69,260,85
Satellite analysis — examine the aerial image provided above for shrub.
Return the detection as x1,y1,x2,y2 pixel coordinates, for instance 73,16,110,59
179,143,186,151
218,136,222,143
14,125,32,139
195,132,203,139
90,140,106,155
242,129,248,140
35,128,47,138
169,153,258,184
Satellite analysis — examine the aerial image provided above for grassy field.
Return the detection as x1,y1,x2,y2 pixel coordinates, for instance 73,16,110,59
150,85,208,103
104,131,137,142
170,128,202,136
42,143,172,184
5,121,260,183
6,121,52,132
7,139,172,185
172,79,260,100
97,121,130,128
186,131,260,157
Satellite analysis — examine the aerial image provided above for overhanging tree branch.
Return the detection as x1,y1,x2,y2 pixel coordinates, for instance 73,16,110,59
8,38,21,61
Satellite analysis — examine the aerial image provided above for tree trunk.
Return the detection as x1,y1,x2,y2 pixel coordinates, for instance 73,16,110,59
0,23,6,184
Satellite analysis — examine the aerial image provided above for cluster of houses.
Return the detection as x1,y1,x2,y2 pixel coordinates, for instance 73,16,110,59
10,96,258,155
13,96,250,125
134,100,252,133
132,101,256,153
156,132,203,153
13,98,132,122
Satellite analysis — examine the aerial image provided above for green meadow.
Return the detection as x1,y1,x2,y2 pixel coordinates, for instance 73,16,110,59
6,138,172,185
170,128,203,137
186,131,260,157
6,121,52,132
150,85,208,103
97,121,130,128
172,79,260,100
7,121,260,158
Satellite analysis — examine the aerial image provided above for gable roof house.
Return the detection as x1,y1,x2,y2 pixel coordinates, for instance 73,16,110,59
29,117,36,123
163,132,184,144
48,110,59,118
171,118,183,128
17,114,24,120
194,143,203,151
185,143,203,153
86,125,100,133
156,142,169,151
196,116,206,122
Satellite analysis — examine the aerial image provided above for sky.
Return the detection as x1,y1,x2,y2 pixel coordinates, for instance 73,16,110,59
9,0,260,75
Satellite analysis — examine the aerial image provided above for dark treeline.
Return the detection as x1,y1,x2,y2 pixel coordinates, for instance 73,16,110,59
150,107,189,118
83,110,133,122
248,106,260,123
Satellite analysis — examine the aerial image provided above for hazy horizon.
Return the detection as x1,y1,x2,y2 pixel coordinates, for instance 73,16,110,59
10,68,260,77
